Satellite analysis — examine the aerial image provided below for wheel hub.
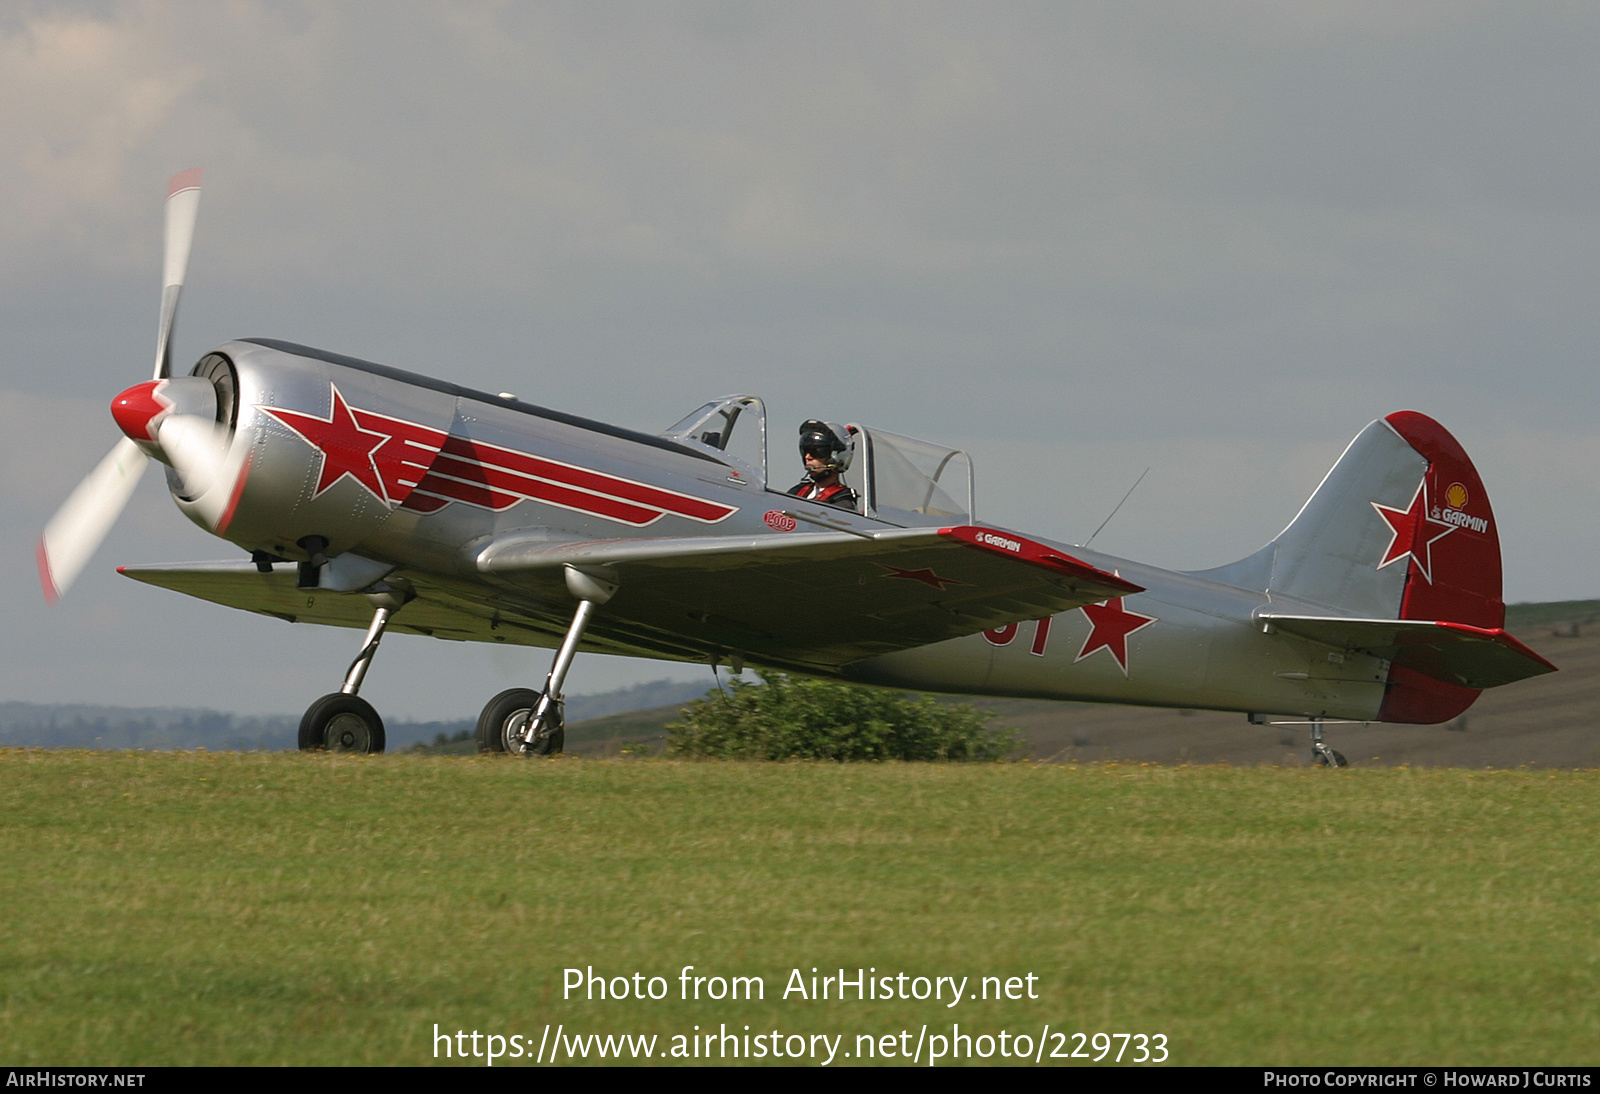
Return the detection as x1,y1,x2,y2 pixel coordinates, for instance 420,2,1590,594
502,707,562,755
502,709,535,754
324,712,371,752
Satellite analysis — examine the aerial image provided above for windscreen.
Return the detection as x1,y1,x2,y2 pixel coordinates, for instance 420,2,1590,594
662,396,767,486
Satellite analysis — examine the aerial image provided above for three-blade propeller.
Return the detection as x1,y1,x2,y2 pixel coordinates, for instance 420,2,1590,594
38,168,218,603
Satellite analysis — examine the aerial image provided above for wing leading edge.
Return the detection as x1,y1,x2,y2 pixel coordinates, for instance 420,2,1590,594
120,526,1141,672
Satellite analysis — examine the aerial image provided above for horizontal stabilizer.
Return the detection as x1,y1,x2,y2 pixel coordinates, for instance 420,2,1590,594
1258,613,1557,690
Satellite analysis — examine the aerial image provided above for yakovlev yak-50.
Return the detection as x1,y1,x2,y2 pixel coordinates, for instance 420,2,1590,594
39,171,1556,765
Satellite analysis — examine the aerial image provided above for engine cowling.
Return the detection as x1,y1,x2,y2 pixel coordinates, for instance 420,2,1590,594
154,341,458,564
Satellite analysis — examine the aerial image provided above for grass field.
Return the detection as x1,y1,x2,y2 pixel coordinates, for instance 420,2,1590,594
2,750,1596,1067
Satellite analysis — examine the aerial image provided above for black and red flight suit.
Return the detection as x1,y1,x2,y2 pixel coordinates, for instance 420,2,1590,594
787,478,859,510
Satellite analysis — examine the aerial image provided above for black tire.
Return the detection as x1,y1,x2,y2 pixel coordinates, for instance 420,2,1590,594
476,688,564,756
1313,748,1349,768
299,693,385,753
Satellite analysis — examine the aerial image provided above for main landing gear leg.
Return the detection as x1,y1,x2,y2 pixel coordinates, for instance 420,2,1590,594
1310,718,1347,768
477,565,618,757
298,589,409,754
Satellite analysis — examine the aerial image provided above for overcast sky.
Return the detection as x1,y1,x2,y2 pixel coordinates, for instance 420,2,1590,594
3,1,1597,719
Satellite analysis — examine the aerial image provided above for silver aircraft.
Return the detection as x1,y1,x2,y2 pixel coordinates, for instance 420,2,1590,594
39,171,1556,765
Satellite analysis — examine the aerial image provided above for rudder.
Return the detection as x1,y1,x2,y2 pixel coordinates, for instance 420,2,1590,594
1369,411,1504,721
1379,411,1504,630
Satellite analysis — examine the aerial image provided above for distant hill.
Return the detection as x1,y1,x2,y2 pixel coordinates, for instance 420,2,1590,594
0,678,714,752
1504,599,1600,634
0,704,300,751
562,679,712,722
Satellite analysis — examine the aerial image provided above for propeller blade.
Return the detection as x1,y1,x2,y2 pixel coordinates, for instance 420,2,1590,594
157,411,252,532
38,437,150,603
157,413,229,501
152,168,203,380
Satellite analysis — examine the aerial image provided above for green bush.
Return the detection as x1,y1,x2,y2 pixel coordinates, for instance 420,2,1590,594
665,674,1019,762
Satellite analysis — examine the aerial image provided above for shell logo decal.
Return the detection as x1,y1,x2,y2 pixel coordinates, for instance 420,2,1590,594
1429,479,1490,535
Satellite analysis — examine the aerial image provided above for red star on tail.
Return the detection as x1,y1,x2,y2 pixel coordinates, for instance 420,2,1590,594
1371,479,1454,584
1075,598,1159,676
260,385,392,502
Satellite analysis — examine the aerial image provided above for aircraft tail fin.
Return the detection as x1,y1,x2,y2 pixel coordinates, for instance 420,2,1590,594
1269,411,1504,626
1201,412,1516,722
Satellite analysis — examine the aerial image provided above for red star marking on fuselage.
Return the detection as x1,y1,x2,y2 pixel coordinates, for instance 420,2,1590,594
1371,479,1454,584
1075,598,1158,676
261,385,392,503
877,564,970,591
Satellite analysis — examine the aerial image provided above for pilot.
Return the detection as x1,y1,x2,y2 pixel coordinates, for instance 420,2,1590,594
788,419,859,510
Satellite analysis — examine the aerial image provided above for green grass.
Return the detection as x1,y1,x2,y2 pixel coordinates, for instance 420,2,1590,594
1,751,1596,1066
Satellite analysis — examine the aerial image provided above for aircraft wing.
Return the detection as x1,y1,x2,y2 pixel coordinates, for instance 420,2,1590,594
1257,613,1557,690
118,562,533,644
119,560,648,654
475,524,1143,669
119,527,1139,671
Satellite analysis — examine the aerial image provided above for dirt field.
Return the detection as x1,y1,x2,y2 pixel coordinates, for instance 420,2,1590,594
982,622,1600,768
568,617,1600,769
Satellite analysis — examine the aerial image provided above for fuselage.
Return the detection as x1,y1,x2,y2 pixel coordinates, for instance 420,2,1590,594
162,338,1394,723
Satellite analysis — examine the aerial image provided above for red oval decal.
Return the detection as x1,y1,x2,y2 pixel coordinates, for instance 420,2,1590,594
764,510,797,532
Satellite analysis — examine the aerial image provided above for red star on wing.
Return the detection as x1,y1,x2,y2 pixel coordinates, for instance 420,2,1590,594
1075,598,1158,676
877,564,970,591
260,385,393,503
1371,479,1454,584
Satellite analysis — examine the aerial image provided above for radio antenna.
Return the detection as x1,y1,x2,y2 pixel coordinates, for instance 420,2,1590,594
1083,466,1150,549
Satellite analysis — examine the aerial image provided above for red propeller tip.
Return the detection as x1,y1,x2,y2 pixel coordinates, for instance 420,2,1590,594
167,167,203,197
37,539,59,605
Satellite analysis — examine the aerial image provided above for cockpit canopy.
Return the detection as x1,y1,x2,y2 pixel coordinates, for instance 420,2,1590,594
662,396,767,487
664,395,974,527
843,425,973,527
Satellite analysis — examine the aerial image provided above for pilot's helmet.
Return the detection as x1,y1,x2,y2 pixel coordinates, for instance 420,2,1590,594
798,419,854,472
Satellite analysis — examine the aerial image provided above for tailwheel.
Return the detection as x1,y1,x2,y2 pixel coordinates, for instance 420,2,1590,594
1307,719,1347,768
1313,746,1348,768
476,688,564,756
299,693,386,753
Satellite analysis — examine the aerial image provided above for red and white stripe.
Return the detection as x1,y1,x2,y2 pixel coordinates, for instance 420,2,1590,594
349,406,448,505
401,433,738,526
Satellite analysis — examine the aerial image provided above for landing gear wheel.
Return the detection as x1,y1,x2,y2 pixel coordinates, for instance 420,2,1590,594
476,688,565,756
1313,747,1348,768
299,693,386,753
